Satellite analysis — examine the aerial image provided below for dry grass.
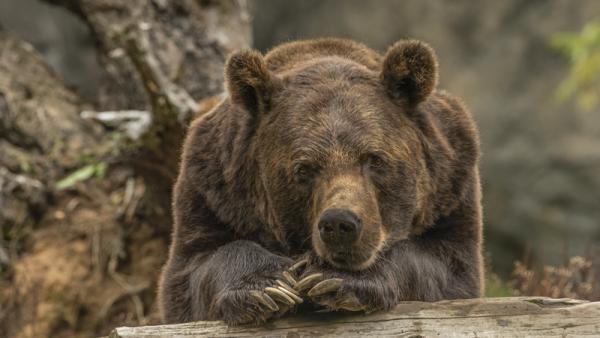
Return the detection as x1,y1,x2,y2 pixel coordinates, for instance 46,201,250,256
511,255,600,301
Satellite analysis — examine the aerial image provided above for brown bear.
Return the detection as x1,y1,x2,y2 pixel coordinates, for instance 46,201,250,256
158,38,484,325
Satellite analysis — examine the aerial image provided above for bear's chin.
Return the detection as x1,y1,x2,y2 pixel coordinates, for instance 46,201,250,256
322,249,379,271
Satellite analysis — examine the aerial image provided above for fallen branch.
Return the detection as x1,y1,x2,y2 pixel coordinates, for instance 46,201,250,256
109,297,600,338
81,110,152,141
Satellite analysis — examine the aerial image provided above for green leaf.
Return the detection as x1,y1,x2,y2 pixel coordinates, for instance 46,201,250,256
552,20,600,111
95,162,107,178
55,163,107,190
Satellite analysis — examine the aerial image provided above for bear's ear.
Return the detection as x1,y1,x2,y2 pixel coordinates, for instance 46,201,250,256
225,50,274,116
381,40,438,106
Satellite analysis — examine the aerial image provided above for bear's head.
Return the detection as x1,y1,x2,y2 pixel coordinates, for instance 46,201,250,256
224,40,457,271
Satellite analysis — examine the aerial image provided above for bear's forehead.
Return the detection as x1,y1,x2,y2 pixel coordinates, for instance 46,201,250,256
278,86,386,137
277,60,388,120
270,89,410,161
279,56,379,86
263,58,416,160
276,71,397,136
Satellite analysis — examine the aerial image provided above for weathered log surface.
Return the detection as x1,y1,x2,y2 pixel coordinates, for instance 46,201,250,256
108,297,600,338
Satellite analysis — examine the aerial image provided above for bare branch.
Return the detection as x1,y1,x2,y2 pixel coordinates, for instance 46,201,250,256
81,110,152,140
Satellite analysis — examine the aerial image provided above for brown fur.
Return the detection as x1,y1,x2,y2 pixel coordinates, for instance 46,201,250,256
158,38,484,325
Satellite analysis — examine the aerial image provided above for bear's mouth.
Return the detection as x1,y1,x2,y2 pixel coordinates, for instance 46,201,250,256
326,249,375,271
330,252,348,264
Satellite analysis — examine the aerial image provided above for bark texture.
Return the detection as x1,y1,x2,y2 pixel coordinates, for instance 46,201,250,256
109,297,600,338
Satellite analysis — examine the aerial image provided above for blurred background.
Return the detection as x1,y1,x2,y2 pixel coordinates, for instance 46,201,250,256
1,1,599,337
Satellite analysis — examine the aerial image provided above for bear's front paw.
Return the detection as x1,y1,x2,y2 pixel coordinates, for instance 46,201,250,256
211,277,303,325
294,271,393,313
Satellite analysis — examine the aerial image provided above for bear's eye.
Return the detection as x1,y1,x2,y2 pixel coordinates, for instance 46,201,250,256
293,163,317,182
364,153,385,170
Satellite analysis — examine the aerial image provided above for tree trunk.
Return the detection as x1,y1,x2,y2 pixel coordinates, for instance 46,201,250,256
109,297,600,338
0,2,250,337
43,0,252,212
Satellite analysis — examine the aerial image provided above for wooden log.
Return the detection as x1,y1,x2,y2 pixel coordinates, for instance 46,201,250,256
108,297,600,337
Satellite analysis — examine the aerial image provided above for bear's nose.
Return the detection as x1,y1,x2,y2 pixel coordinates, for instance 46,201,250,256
318,208,362,246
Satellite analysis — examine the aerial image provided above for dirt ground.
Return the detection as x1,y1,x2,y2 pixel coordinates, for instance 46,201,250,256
2,166,170,338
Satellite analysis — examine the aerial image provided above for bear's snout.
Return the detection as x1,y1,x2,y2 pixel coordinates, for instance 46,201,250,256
311,173,384,270
318,208,362,247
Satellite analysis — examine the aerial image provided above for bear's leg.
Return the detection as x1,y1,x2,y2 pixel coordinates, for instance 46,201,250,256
160,240,303,325
294,257,399,313
294,238,480,313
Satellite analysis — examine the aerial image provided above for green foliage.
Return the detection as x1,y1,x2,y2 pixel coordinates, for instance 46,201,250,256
552,21,600,111
485,273,514,297
55,163,107,190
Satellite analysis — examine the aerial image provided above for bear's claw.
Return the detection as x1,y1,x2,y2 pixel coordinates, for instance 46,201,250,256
249,290,279,311
282,270,297,285
294,273,324,292
274,282,303,303
334,292,366,312
265,286,295,305
288,258,309,275
233,278,303,324
275,279,298,294
307,278,343,297
299,276,369,312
